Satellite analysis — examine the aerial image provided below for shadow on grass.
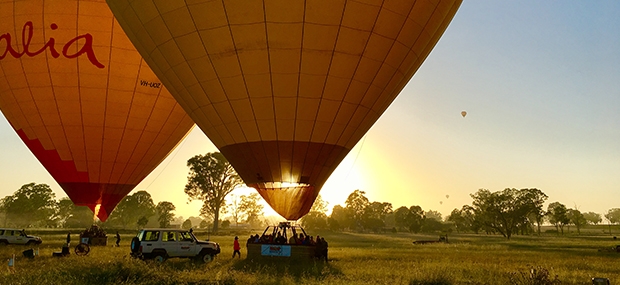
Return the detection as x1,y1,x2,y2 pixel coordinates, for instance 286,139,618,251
231,258,343,282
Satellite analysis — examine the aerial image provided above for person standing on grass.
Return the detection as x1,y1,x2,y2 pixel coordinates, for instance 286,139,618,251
115,231,121,247
232,236,241,258
66,232,71,247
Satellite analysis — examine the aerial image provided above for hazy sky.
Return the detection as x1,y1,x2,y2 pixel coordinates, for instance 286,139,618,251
2,1,620,220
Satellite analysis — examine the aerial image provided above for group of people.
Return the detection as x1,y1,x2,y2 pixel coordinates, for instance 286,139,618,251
243,232,329,261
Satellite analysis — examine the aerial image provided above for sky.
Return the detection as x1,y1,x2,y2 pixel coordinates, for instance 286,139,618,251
1,1,620,221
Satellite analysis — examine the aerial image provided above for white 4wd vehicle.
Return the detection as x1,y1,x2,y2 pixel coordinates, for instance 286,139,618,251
130,229,220,263
0,229,42,245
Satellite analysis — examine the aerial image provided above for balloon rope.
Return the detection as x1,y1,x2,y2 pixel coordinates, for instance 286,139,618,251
345,134,367,181
144,133,189,190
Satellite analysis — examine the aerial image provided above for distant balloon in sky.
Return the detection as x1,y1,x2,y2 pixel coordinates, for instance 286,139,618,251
439,201,443,205
461,111,467,117
446,195,450,199
107,0,462,220
0,0,194,221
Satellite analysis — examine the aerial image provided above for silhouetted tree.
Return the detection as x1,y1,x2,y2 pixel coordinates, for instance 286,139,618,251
185,152,242,232
155,201,176,228
344,190,369,231
583,211,602,225
107,191,156,229
547,202,569,235
300,195,329,230
0,183,57,227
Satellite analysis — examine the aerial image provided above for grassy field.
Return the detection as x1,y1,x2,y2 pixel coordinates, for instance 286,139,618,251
2,228,620,284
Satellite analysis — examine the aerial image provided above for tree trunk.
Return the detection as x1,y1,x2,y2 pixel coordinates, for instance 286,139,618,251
213,206,220,232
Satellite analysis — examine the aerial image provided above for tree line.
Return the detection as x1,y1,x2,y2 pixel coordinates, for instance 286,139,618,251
2,151,617,238
301,188,615,240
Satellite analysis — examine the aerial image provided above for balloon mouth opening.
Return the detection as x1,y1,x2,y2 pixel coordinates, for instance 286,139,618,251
250,182,311,190
93,204,101,222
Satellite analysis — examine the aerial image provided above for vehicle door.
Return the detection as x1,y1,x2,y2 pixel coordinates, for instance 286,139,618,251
176,231,196,256
140,230,160,255
11,231,25,244
162,231,180,257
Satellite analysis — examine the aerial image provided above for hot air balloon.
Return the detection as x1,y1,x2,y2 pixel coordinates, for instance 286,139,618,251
108,0,462,220
0,0,194,221
461,111,467,117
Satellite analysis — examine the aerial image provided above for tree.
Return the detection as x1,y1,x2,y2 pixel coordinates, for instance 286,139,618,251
470,188,537,239
344,190,370,231
239,193,264,226
300,195,328,230
329,205,348,231
394,205,424,233
447,208,466,233
107,191,156,229
583,212,602,225
58,197,96,228
182,219,192,229
155,201,176,228
520,188,548,236
605,208,620,235
425,210,442,221
567,209,586,234
184,152,243,232
362,202,392,232
0,183,57,227
547,202,569,235
137,216,149,228
199,220,209,229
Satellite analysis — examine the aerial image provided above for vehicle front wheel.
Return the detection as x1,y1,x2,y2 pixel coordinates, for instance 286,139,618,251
201,253,213,263
0,240,8,246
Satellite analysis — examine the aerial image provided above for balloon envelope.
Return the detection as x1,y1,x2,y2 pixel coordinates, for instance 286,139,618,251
461,111,467,117
108,0,461,220
0,0,194,221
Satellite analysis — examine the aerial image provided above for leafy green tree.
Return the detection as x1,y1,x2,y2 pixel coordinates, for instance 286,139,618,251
182,219,192,229
425,210,442,221
155,201,176,228
394,205,424,233
567,209,586,234
328,205,348,230
447,208,466,233
583,211,602,225
0,183,57,227
547,202,569,235
199,220,209,229
184,152,242,232
362,202,392,232
604,208,620,235
300,195,328,230
107,190,156,229
470,188,538,239
520,188,548,236
239,193,264,227
344,190,370,230
137,216,149,228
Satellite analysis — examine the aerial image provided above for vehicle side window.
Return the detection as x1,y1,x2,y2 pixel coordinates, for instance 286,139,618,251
163,232,176,242
0,230,4,235
141,231,160,241
9,231,15,236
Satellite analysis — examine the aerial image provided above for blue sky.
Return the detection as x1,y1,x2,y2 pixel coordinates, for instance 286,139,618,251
1,0,619,219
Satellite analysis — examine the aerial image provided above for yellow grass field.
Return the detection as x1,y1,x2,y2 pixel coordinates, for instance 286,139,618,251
2,228,620,284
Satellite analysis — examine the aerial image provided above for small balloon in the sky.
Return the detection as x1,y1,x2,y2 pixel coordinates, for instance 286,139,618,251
446,195,450,199
439,201,443,205
461,111,467,117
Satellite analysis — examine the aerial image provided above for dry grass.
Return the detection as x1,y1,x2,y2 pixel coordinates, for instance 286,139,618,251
1,229,620,284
